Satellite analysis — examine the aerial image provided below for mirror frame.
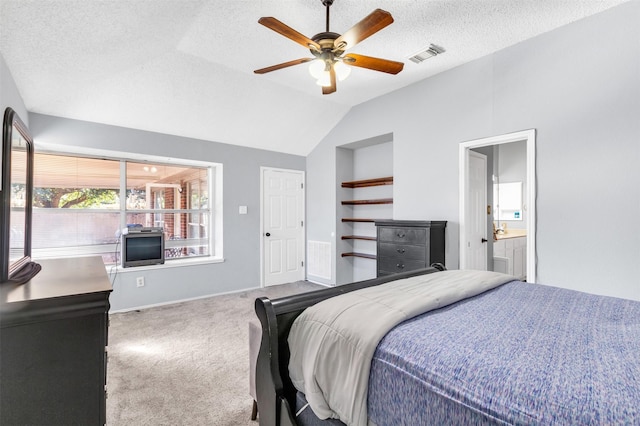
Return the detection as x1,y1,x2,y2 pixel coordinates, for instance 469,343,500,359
1,107,35,282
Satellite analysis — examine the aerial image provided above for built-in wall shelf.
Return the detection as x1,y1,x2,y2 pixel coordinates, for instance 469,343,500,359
341,176,393,188
340,175,394,262
341,235,376,241
341,252,377,259
341,198,393,205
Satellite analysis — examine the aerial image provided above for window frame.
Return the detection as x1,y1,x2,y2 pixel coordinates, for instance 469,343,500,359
31,144,223,269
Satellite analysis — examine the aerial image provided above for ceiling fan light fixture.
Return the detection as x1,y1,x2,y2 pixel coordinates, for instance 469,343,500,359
311,57,350,86
316,70,332,87
309,59,327,79
334,61,351,81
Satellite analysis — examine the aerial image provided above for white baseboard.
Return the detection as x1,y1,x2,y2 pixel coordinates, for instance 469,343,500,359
305,278,333,287
109,286,261,313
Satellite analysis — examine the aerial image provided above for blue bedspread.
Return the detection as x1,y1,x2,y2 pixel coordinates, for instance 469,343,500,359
368,281,640,425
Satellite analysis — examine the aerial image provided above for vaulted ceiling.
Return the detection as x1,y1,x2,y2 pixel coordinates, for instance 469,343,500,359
0,0,629,156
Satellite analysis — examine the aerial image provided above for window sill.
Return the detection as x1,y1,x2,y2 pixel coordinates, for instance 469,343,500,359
108,256,224,274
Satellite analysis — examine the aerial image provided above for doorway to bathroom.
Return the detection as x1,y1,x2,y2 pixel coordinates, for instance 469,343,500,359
459,129,536,282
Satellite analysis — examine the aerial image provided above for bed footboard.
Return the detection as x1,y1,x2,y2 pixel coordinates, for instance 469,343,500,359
253,266,444,426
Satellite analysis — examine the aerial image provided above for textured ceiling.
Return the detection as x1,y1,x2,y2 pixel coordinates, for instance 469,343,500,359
0,0,630,156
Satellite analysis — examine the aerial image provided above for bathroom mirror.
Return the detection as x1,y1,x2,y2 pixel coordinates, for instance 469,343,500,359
1,107,35,282
494,181,523,221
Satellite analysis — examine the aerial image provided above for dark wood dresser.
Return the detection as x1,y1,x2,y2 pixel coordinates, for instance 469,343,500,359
375,220,447,277
0,256,112,425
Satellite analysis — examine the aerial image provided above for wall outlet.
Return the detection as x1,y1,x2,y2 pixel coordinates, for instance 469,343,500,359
136,277,145,287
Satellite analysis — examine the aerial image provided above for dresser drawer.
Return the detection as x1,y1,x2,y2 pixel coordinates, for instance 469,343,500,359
378,227,427,244
378,242,426,260
378,257,426,274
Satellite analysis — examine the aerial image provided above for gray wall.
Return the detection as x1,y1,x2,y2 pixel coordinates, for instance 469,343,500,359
307,2,640,300
28,113,305,311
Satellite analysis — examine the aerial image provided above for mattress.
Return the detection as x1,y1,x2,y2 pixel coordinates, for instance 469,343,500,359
367,281,640,425
294,280,640,425
288,270,512,425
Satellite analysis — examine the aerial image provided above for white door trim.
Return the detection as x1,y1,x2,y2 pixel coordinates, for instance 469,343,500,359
260,167,306,287
459,129,536,282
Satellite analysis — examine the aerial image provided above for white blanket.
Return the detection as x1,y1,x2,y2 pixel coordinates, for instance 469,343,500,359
288,269,515,426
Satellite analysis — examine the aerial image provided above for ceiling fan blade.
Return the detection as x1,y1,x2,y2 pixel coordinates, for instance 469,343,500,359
322,67,337,95
334,9,394,51
258,17,321,51
254,58,314,74
343,53,404,74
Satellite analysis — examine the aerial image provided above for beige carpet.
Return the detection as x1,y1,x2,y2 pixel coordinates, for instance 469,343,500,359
106,281,322,425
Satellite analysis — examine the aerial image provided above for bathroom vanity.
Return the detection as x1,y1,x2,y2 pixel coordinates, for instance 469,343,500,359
493,230,527,280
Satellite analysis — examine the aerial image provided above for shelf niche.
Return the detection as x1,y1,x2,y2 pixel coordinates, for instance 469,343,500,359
337,141,394,284
341,175,393,257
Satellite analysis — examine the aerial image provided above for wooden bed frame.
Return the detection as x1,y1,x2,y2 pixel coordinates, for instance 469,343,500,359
253,265,445,426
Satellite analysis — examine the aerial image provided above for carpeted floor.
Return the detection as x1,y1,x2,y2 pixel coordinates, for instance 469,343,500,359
106,281,323,426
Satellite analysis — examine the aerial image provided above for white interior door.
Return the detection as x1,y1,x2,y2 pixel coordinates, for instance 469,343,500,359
466,150,488,270
262,168,305,287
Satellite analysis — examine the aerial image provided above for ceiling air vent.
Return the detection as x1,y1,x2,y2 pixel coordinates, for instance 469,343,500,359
408,44,445,64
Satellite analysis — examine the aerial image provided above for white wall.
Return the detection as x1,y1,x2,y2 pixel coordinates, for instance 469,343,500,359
307,2,640,300
1,53,28,126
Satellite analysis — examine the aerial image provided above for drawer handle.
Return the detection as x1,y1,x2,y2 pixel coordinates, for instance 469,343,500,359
397,233,406,238
397,248,405,254
396,263,405,269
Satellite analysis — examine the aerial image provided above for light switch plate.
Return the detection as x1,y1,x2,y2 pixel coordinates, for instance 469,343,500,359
239,205,248,215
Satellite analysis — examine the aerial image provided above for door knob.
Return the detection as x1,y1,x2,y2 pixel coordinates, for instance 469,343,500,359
265,233,271,237
481,238,488,243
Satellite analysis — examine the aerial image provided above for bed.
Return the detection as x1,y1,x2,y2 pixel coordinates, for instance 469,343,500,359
253,266,640,425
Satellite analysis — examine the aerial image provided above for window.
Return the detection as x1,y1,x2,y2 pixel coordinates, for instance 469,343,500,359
30,152,221,266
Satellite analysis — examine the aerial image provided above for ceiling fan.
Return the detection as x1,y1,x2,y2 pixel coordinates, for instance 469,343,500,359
254,0,404,95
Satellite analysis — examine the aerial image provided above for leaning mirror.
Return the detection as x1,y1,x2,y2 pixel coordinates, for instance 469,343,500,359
1,107,36,283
